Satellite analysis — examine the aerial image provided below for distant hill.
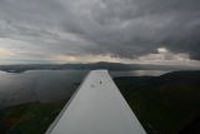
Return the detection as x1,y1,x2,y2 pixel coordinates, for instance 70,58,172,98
114,70,200,134
0,62,198,73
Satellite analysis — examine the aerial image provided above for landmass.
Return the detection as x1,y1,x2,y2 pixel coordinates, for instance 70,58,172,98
0,70,200,134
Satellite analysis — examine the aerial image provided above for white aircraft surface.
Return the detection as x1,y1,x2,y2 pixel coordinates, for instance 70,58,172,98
46,70,146,134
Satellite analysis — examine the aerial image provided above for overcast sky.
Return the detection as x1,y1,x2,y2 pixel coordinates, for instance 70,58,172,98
0,0,200,66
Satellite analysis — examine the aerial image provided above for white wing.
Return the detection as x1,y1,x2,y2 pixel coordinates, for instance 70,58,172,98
46,70,146,134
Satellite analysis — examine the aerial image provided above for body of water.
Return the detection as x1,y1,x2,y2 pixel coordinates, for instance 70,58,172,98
0,69,168,108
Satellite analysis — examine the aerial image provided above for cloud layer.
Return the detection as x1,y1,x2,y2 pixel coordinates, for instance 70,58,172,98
0,0,200,65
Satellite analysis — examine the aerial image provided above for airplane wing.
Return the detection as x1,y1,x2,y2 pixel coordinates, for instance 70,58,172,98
46,70,146,134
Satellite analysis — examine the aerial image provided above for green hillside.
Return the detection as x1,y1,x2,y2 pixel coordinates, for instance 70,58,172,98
0,100,67,134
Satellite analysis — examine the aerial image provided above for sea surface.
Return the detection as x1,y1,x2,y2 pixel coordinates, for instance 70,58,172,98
0,69,168,108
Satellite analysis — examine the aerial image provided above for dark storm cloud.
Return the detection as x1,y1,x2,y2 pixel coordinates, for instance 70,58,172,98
61,0,200,59
0,0,200,63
